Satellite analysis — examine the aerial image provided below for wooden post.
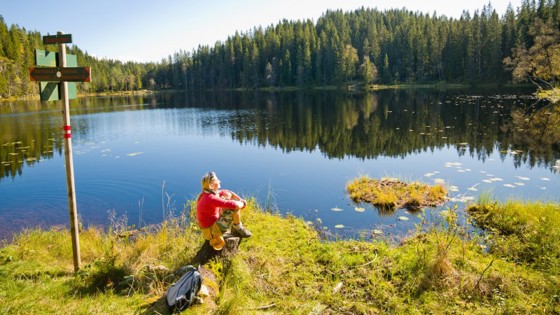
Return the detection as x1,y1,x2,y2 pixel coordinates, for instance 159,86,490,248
58,31,81,271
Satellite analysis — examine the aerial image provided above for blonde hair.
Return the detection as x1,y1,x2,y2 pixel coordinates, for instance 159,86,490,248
197,171,217,201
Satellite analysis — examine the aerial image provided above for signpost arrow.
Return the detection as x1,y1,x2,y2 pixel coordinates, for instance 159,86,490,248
29,66,91,82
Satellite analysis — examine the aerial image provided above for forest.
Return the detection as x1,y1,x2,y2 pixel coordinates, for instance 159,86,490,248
0,0,559,97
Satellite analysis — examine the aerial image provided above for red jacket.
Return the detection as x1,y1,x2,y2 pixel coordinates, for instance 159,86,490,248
196,190,238,228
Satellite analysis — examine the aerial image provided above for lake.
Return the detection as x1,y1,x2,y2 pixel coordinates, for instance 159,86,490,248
1,88,559,241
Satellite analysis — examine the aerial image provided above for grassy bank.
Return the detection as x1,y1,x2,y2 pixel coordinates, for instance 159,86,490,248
1,199,559,314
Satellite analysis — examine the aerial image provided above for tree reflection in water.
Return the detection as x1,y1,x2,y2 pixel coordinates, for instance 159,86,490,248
508,102,560,169
1,89,558,182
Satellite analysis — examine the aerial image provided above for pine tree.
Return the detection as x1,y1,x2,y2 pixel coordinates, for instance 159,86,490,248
359,55,378,84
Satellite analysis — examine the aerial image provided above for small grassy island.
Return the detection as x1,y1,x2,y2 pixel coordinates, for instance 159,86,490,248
0,181,559,314
346,176,448,212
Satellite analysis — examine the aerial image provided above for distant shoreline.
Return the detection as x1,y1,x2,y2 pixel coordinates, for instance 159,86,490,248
0,83,540,103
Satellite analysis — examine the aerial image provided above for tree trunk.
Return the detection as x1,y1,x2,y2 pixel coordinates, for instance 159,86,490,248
191,234,241,266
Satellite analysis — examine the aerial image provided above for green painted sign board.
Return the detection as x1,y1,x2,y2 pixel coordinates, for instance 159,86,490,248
43,34,72,45
35,49,77,101
35,49,57,67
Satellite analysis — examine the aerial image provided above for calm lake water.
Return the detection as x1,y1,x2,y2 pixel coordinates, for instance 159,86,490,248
1,89,559,241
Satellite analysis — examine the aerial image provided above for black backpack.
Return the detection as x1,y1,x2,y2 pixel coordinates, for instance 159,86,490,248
166,265,202,313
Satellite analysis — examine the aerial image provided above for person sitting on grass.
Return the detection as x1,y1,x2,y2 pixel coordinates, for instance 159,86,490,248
196,171,252,250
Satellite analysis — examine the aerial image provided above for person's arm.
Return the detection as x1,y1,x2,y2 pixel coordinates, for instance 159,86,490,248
222,189,246,206
211,193,244,209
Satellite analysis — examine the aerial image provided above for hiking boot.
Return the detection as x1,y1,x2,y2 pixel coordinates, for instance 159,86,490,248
232,224,252,238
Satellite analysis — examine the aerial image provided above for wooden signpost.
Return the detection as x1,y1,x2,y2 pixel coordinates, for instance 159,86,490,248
34,49,78,101
29,32,91,272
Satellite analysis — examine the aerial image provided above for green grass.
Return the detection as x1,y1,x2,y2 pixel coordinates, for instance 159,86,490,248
467,200,560,272
1,198,559,314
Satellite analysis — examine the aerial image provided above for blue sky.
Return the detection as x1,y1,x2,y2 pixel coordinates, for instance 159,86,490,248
2,0,519,63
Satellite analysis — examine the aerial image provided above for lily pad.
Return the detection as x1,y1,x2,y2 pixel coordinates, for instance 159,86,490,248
449,196,476,203
398,216,409,221
447,162,462,167
354,207,366,212
334,224,344,229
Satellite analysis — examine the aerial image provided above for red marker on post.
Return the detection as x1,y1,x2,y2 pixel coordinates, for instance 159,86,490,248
63,125,72,138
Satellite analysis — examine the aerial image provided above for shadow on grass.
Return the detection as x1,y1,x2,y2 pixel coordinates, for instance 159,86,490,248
69,256,131,296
